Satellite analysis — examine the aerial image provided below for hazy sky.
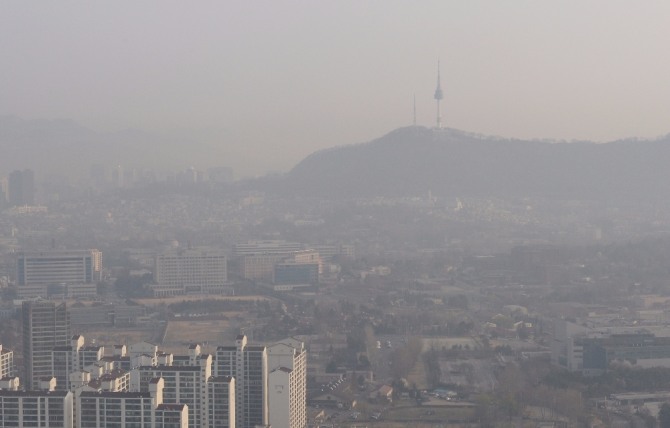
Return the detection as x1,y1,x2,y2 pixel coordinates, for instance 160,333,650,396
2,1,670,176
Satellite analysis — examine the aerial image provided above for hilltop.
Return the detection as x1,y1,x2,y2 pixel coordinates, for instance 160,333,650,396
283,126,670,201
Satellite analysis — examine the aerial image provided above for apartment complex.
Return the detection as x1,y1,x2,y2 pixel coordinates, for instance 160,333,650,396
78,378,187,428
14,300,305,428
52,335,104,390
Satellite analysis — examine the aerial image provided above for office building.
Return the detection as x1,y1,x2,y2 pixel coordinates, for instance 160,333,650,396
233,240,303,257
239,254,286,282
310,244,355,261
578,333,670,376
273,262,319,285
23,300,71,390
267,338,307,428
216,335,268,428
16,250,102,298
153,248,227,295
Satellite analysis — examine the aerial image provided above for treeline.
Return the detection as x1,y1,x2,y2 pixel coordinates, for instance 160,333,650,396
168,298,273,314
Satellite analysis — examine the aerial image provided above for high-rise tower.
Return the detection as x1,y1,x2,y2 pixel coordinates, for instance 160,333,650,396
22,300,71,389
8,169,34,206
267,338,307,428
216,335,268,428
434,60,444,129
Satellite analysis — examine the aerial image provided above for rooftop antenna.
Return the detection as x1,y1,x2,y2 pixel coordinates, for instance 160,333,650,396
434,59,444,129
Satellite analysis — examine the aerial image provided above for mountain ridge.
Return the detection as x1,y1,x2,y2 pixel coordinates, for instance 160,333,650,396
0,115,216,178
283,126,670,201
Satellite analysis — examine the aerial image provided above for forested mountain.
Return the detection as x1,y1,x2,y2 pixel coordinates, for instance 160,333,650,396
284,126,670,201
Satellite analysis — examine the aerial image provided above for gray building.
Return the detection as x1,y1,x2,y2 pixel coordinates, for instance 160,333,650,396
22,300,71,390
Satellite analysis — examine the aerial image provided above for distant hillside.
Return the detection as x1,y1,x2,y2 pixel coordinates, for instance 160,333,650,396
0,116,219,179
284,126,670,201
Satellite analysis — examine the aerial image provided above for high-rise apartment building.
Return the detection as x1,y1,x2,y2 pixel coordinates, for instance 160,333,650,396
52,335,104,391
207,376,235,428
0,177,7,206
216,335,268,428
0,344,13,379
22,300,71,390
267,338,307,428
0,389,73,427
153,248,227,295
78,377,188,428
7,169,35,207
16,250,102,298
132,355,212,428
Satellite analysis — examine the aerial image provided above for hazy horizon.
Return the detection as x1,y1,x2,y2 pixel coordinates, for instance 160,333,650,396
3,1,670,176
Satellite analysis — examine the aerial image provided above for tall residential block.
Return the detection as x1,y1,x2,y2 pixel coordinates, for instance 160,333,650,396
7,169,35,207
207,376,236,428
132,354,212,428
0,389,73,427
267,338,307,428
22,300,71,390
78,377,188,428
216,335,268,428
52,334,104,391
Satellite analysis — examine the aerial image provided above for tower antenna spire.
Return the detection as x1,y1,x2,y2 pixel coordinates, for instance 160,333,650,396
434,59,444,129
413,93,417,126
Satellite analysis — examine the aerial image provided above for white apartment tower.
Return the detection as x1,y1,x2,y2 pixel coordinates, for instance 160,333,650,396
78,377,188,428
267,338,307,428
216,335,268,428
133,354,212,428
207,376,236,428
0,389,74,427
52,335,105,391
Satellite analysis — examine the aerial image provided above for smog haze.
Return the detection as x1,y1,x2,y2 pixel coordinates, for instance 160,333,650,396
2,1,670,176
